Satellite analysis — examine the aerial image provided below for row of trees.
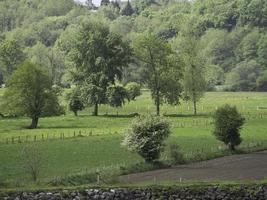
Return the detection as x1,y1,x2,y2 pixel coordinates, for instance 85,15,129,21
68,82,141,116
69,20,206,116
0,19,206,128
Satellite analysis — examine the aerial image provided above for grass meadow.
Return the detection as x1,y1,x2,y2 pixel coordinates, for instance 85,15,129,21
0,89,267,186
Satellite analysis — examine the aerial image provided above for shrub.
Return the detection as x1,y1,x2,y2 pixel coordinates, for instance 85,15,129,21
125,82,141,100
213,104,245,151
122,115,170,163
107,85,129,108
68,89,85,116
166,141,185,165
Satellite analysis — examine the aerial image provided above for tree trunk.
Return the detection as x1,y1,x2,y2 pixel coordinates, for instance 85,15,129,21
156,90,160,116
93,103,98,116
193,98,197,115
74,111,78,116
30,117,39,129
228,143,235,151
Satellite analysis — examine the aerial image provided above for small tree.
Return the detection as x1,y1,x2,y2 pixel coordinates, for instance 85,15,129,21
68,89,85,116
107,85,129,108
2,61,63,128
213,105,245,151
123,115,170,163
20,144,43,182
125,82,141,100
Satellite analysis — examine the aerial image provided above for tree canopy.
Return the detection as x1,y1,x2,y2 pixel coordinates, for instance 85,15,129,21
1,61,63,128
72,20,132,116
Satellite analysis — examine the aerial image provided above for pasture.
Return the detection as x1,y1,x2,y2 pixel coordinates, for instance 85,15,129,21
0,89,267,186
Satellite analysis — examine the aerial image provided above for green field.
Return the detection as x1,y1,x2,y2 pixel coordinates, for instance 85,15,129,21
0,89,267,186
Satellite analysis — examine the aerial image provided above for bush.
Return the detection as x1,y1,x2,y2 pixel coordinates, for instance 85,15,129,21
107,85,129,108
166,141,185,165
125,82,141,101
213,104,245,151
68,89,85,116
122,115,170,163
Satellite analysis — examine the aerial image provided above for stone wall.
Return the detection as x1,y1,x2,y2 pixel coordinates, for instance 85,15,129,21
1,185,267,200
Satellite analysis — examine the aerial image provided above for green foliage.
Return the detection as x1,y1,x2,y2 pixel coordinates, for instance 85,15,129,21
239,0,267,27
237,29,260,61
1,0,267,91
72,20,132,115
0,39,25,77
256,70,267,91
205,64,225,90
125,82,141,100
257,34,267,67
133,32,183,115
107,85,129,108
165,141,185,165
68,89,85,116
101,0,111,6
213,104,245,151
226,60,262,91
173,34,206,115
1,61,63,128
121,1,135,16
25,42,65,84
123,115,170,162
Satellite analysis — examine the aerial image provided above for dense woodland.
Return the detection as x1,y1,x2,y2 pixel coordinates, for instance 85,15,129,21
0,0,267,120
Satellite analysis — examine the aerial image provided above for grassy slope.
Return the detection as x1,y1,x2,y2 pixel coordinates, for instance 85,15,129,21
0,89,267,183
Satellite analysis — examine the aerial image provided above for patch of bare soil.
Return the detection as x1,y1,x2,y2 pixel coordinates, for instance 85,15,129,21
120,151,267,183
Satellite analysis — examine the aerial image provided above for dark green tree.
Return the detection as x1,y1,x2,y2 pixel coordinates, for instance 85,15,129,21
101,0,110,6
107,85,129,108
1,61,63,129
213,104,245,151
68,89,85,116
121,0,135,16
72,20,132,116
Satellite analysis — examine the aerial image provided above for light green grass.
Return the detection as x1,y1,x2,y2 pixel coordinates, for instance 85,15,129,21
0,89,267,186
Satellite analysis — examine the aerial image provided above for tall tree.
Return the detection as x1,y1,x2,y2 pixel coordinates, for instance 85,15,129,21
1,61,63,128
173,30,206,115
72,20,132,116
133,32,183,115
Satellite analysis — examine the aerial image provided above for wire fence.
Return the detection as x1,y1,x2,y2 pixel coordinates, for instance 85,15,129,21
0,111,267,145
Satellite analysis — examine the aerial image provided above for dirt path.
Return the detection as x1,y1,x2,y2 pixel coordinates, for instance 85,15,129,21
120,151,267,183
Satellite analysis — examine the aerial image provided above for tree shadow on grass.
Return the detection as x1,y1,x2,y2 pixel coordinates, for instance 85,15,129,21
102,113,140,118
164,113,211,118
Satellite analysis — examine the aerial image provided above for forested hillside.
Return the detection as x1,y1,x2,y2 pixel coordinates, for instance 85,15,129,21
0,0,266,91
